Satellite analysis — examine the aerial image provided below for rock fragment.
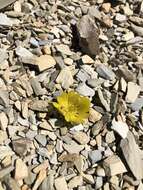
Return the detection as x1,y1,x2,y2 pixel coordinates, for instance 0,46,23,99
15,159,28,180
55,176,68,190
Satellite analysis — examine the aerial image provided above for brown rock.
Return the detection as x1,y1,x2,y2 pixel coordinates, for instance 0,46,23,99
15,159,28,180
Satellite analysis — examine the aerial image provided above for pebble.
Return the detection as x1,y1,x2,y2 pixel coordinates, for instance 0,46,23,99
56,67,74,89
68,176,83,189
36,55,56,72
96,65,116,81
55,176,68,190
35,134,47,146
15,159,28,180
89,108,102,123
76,83,95,97
126,82,141,103
81,55,94,64
88,150,102,164
0,112,8,131
56,44,73,55
103,155,127,176
73,132,89,145
131,97,143,111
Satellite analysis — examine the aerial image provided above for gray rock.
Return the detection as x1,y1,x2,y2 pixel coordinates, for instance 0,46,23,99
96,65,115,81
95,176,103,189
35,134,47,146
76,83,95,97
87,78,104,88
88,150,102,164
39,173,54,190
30,37,39,47
0,90,9,107
76,69,90,82
28,100,49,112
26,130,37,140
120,131,143,180
30,77,46,96
77,15,100,56
131,97,143,111
0,0,16,10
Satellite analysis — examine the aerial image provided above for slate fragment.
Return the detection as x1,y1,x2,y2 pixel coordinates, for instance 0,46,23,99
77,15,100,56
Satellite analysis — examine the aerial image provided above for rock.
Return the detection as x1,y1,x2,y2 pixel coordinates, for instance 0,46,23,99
131,23,143,37
56,44,73,56
120,131,143,180
0,146,14,159
111,118,129,139
28,100,49,112
12,138,31,156
81,173,94,184
76,83,95,97
0,13,13,26
131,97,143,111
68,176,83,189
30,77,45,96
70,124,84,132
33,160,49,174
103,155,127,176
0,130,7,144
118,66,134,82
81,55,94,64
76,69,90,82
0,166,14,179
96,65,116,81
77,15,100,56
105,131,115,144
87,78,104,88
0,49,8,63
40,173,54,190
32,169,46,190
0,90,9,107
15,159,28,180
101,3,111,13
36,55,56,72
95,176,103,189
0,112,8,131
35,134,47,146
63,142,84,154
64,58,73,65
88,150,102,164
73,132,89,145
56,67,74,89
89,108,102,123
96,167,106,177
0,0,16,10
115,13,127,22
55,176,68,190
126,82,140,103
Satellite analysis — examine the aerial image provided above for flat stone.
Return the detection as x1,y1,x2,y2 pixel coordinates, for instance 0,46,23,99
56,67,74,89
81,55,94,64
35,134,47,146
30,77,45,96
87,78,104,88
28,100,49,112
131,97,143,111
15,159,28,180
103,155,127,176
63,142,84,154
56,44,73,55
0,0,16,10
36,55,56,72
95,176,103,189
0,112,8,131
81,173,94,184
0,90,9,107
73,132,89,145
76,83,95,97
120,131,143,180
96,65,116,81
126,82,141,103
0,13,13,26
111,119,129,139
88,150,102,164
89,108,102,123
55,176,68,190
68,176,83,189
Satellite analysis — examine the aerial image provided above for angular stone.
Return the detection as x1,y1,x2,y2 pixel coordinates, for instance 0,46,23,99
0,13,13,26
120,131,143,180
55,176,68,190
30,77,45,96
103,155,127,176
77,15,100,56
88,150,102,164
0,90,9,107
0,146,14,159
68,176,83,189
56,67,74,89
36,55,56,72
0,0,16,9
56,44,72,56
131,97,143,111
81,55,94,64
15,159,28,180
35,134,47,146
73,132,89,145
0,112,8,131
28,100,49,112
76,83,95,97
63,142,84,154
96,65,116,81
126,82,140,103
89,108,102,123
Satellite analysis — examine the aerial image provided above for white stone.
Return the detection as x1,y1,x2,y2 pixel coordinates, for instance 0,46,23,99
15,159,28,180
111,118,129,139
81,55,94,64
55,176,68,190
0,112,8,131
126,82,141,103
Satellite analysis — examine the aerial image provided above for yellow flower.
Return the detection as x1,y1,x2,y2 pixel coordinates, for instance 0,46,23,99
53,91,90,124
